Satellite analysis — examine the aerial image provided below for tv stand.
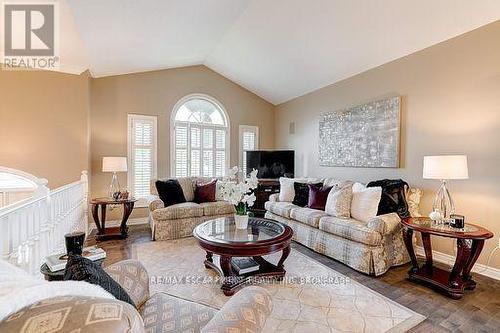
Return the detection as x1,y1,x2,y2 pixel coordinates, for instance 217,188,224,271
249,179,280,217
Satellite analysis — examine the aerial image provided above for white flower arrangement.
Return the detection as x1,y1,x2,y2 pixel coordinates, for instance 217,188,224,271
219,166,259,215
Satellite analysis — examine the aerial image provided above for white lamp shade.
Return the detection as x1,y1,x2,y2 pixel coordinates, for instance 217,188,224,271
423,155,468,180
102,157,128,172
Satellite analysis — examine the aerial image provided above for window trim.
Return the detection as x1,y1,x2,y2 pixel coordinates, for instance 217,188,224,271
239,125,259,174
170,93,230,177
127,114,158,207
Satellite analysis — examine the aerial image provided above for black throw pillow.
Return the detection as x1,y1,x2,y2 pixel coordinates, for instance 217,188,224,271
292,182,322,207
155,179,186,207
367,179,410,218
64,254,135,307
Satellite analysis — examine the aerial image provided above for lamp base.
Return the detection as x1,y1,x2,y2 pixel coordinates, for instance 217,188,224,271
432,180,455,219
108,172,121,200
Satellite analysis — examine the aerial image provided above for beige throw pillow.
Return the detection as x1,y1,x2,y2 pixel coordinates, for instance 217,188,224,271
325,185,353,217
350,182,382,222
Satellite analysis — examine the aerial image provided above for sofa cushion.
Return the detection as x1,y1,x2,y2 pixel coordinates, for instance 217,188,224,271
351,182,382,222
194,179,217,203
264,201,297,218
290,207,328,228
152,202,203,220
325,184,352,218
140,292,216,333
200,201,235,216
319,216,382,246
155,179,187,207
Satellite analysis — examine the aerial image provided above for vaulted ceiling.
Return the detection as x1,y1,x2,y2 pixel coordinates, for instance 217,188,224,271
61,0,500,104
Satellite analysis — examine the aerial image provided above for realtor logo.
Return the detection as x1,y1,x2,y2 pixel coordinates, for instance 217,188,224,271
2,2,59,70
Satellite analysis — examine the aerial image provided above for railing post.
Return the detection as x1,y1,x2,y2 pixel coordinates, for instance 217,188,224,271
81,170,89,236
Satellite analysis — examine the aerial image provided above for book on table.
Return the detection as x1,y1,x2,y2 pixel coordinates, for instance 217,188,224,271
231,257,260,275
45,246,106,272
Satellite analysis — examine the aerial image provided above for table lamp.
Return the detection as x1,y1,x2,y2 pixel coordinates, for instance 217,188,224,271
102,157,128,199
423,155,468,219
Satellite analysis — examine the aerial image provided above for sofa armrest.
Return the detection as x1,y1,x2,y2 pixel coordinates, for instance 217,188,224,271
146,195,164,211
0,296,144,333
268,193,280,202
201,286,272,333
105,259,150,309
367,213,401,235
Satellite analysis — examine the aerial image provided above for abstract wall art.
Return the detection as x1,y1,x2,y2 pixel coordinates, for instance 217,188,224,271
319,96,401,168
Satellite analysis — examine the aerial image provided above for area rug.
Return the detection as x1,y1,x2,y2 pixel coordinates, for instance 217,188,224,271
133,238,425,332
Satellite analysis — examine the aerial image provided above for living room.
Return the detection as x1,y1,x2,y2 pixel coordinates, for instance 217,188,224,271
1,1,499,332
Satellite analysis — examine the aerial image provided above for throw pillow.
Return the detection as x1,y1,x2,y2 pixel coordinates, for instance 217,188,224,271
64,254,134,307
367,179,410,218
351,182,382,222
194,179,217,203
325,184,353,217
293,182,322,207
279,177,322,202
155,179,186,207
307,184,332,210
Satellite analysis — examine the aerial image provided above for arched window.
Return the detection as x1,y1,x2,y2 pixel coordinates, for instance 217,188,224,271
171,94,229,177
0,167,39,208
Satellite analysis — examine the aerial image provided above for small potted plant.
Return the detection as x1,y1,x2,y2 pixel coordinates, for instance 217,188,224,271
220,166,258,229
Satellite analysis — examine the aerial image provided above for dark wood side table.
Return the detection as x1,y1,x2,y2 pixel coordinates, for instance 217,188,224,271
248,179,280,217
402,217,493,299
90,197,137,241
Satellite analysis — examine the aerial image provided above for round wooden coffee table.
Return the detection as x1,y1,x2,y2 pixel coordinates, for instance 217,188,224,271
193,216,293,296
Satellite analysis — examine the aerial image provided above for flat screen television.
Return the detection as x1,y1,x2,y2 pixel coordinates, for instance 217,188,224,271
246,150,294,179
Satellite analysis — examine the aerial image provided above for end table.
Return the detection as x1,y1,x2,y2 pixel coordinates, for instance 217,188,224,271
40,258,105,281
402,217,493,299
90,197,137,241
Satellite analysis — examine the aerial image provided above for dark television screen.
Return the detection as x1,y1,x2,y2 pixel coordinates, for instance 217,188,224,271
246,150,294,179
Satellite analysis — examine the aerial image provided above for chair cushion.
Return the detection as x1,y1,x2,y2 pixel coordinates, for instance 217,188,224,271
152,202,203,220
140,293,216,333
318,216,382,246
290,207,328,228
200,201,235,216
264,201,297,218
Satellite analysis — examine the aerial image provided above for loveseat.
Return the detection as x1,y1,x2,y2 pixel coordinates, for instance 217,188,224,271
264,178,422,276
0,259,273,333
147,177,235,240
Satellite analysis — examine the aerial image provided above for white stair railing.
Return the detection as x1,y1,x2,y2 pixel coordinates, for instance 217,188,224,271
0,170,89,276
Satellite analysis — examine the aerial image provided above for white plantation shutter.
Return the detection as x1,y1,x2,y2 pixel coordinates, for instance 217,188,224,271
172,95,229,178
128,115,157,204
239,125,259,176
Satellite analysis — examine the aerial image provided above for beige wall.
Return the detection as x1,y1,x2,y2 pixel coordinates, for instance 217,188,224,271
274,21,500,269
0,69,90,188
90,65,275,219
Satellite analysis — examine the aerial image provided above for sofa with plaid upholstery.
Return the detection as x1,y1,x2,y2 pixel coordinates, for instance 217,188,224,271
147,177,235,241
264,178,422,276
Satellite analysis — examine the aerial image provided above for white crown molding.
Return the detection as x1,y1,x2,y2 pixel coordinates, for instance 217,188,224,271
415,246,500,281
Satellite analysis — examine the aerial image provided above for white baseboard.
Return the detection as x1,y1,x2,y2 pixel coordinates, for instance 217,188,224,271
415,246,500,281
88,217,148,233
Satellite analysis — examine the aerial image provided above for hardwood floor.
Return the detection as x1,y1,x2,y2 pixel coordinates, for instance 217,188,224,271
88,225,500,332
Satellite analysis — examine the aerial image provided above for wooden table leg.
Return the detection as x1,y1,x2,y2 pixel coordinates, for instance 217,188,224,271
449,239,472,288
421,232,433,272
100,204,107,230
91,203,102,234
277,245,291,269
120,202,134,237
204,251,213,268
402,226,418,274
461,239,484,290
